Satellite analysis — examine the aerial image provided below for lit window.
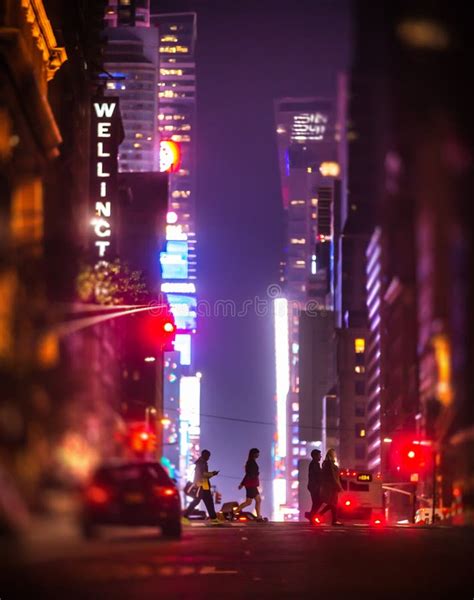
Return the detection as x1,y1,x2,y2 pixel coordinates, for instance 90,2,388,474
311,198,318,206
133,143,141,148
356,424,366,438
290,238,306,245
290,200,305,205
355,338,365,353
292,402,299,411
161,35,178,42
292,448,299,456
106,82,116,90
355,366,365,374
135,133,143,139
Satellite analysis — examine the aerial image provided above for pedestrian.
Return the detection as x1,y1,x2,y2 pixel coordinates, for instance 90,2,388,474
237,448,265,521
307,448,322,520
318,448,344,526
182,449,220,524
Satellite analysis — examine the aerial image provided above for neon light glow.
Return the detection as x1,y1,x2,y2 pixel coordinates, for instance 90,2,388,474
166,224,188,241
161,282,196,294
167,294,197,331
180,376,200,433
273,478,287,522
274,298,289,458
174,334,191,365
291,112,328,142
159,140,181,173
167,211,178,224
90,100,118,259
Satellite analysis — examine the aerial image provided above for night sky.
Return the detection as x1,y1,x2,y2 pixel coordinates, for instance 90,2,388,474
153,0,352,515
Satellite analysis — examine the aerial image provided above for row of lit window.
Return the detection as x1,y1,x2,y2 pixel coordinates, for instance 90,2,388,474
159,46,189,54
135,133,153,141
171,190,191,198
159,126,191,134
158,114,187,121
159,91,194,99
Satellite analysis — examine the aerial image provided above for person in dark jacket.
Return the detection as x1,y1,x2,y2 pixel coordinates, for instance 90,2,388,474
307,449,322,520
183,449,219,523
237,448,264,521
318,448,344,525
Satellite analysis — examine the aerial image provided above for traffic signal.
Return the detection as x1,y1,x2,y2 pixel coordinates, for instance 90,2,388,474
127,423,157,455
141,311,177,351
393,439,432,475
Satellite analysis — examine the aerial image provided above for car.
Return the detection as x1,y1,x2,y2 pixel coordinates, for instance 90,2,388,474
80,461,182,539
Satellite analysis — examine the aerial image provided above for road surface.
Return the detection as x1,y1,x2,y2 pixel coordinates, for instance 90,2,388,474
1,521,473,599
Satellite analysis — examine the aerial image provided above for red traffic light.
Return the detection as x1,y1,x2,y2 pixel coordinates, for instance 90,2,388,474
390,437,432,475
126,423,157,454
140,311,176,350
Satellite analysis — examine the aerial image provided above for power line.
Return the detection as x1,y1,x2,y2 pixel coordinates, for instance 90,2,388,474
162,405,362,432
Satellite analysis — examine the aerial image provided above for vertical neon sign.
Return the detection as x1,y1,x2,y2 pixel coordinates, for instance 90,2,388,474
90,98,120,259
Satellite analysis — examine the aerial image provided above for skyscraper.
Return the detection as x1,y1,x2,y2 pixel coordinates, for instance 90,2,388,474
151,12,197,284
104,26,160,173
273,97,339,520
151,11,199,486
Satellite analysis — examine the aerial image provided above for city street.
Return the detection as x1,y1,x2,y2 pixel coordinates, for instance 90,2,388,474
2,522,473,599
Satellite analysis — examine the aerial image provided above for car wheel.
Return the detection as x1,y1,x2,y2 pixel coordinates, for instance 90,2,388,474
161,520,182,539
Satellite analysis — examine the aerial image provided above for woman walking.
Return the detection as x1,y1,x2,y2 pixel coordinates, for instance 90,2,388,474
237,448,264,521
318,448,344,526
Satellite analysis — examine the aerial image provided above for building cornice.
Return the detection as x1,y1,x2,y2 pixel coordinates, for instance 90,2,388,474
21,0,67,81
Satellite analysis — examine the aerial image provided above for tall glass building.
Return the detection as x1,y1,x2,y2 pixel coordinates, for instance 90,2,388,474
273,97,339,520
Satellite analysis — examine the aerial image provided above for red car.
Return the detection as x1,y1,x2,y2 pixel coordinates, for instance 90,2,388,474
80,461,181,539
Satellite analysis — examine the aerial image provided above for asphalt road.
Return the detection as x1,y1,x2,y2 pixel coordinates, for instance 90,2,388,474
2,522,473,599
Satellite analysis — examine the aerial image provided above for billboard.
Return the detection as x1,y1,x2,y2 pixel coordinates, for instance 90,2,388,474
167,294,197,331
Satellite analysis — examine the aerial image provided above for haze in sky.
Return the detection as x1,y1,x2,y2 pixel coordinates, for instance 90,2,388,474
154,0,352,516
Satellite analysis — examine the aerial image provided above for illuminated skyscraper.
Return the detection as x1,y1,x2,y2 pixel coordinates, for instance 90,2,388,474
151,12,199,485
273,97,339,520
151,12,197,283
104,3,159,172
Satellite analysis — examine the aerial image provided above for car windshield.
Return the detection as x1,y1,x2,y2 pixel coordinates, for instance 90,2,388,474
95,464,171,486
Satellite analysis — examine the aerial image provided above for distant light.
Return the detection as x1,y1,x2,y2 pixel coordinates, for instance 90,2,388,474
196,372,202,379
167,211,178,224
164,321,175,333
274,299,289,458
383,438,393,443
161,418,171,427
159,140,181,173
407,450,416,459
319,161,341,177
397,19,450,51
144,357,156,363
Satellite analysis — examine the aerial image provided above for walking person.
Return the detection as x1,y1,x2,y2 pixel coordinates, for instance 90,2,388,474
183,449,219,524
318,448,344,526
307,449,322,521
237,448,265,521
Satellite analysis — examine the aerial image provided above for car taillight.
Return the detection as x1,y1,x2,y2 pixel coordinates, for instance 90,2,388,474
238,516,248,522
85,485,109,505
345,500,351,507
371,514,385,527
312,515,322,525
154,486,178,498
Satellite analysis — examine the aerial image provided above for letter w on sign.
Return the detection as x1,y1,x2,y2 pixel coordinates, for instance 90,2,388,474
93,102,117,118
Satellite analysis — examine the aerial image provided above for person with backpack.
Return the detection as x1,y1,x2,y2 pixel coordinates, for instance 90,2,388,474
236,448,265,522
182,449,219,524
